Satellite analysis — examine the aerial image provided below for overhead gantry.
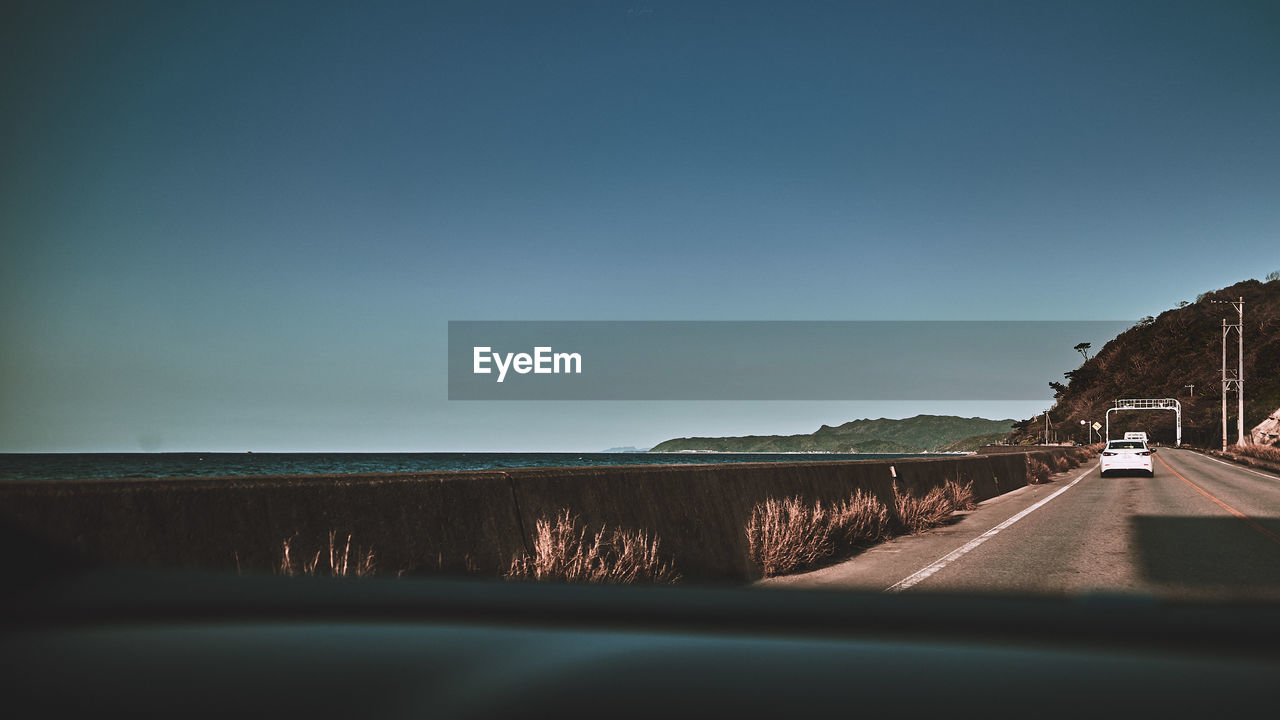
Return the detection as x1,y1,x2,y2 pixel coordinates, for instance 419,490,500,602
1105,398,1181,446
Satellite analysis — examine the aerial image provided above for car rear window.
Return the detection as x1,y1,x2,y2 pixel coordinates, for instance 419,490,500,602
1108,441,1145,449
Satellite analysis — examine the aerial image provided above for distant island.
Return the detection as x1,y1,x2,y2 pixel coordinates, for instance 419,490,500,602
648,414,1015,454
600,446,652,453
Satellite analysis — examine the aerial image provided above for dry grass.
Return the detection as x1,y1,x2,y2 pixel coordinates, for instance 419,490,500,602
506,510,680,584
833,489,894,547
748,481,971,577
893,482,957,534
279,531,376,578
942,477,976,511
746,497,838,576
1026,457,1052,484
430,552,479,576
746,492,891,577
1235,444,1280,464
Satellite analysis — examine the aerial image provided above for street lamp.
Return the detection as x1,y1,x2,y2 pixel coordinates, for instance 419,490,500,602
1080,419,1087,444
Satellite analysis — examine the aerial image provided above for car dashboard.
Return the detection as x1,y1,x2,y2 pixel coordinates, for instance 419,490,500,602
3,567,1278,719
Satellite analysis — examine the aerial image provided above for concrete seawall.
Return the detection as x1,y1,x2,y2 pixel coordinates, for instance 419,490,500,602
1,449,1085,584
976,444,1083,455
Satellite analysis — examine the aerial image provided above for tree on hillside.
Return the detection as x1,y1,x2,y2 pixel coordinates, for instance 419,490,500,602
1074,342,1091,360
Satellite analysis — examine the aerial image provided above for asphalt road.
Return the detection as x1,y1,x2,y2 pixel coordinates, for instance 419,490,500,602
759,448,1280,600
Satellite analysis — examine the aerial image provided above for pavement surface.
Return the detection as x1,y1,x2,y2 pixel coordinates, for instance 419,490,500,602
758,448,1280,600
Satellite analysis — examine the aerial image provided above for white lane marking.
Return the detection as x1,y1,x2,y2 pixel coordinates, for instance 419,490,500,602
1185,451,1280,481
886,464,1095,592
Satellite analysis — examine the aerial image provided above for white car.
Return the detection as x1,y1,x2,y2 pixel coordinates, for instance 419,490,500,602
1100,439,1154,477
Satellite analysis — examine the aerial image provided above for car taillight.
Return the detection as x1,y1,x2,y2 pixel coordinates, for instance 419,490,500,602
1102,452,1116,456
1137,451,1151,456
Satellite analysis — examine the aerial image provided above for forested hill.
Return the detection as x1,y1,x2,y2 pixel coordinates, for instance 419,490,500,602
649,415,1016,453
1008,276,1280,447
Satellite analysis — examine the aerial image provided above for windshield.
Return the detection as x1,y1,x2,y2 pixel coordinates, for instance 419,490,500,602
3,1,1279,612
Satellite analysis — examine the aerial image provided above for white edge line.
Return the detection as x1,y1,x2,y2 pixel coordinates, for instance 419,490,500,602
886,464,1095,593
1188,450,1280,482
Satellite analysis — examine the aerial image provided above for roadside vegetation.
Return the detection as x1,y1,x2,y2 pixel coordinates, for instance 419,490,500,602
1026,458,1052,484
276,531,376,578
1027,447,1096,486
506,510,681,584
1231,444,1280,467
746,479,975,578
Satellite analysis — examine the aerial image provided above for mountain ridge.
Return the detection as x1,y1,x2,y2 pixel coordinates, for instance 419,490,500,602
648,414,1016,453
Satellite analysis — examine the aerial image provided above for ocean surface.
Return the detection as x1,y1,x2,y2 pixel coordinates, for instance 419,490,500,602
0,452,945,482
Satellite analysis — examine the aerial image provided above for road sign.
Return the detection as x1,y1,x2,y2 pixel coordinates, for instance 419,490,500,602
1092,422,1101,431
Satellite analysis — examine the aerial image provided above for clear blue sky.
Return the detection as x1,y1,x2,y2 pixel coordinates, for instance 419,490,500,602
2,1,1278,452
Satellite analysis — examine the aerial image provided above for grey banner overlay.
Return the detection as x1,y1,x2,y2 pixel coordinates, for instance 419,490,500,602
448,321,1131,400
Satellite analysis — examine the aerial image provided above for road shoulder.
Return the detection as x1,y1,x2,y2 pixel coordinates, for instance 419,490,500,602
755,462,1097,592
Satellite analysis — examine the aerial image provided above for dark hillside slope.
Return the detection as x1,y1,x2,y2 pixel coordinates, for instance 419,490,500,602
1009,277,1280,447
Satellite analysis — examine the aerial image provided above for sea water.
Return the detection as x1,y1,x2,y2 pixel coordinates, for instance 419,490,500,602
0,452,941,482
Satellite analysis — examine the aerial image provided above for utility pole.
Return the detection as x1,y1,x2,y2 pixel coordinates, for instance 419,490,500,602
1185,384,1194,397
1213,297,1245,449
1044,412,1050,445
